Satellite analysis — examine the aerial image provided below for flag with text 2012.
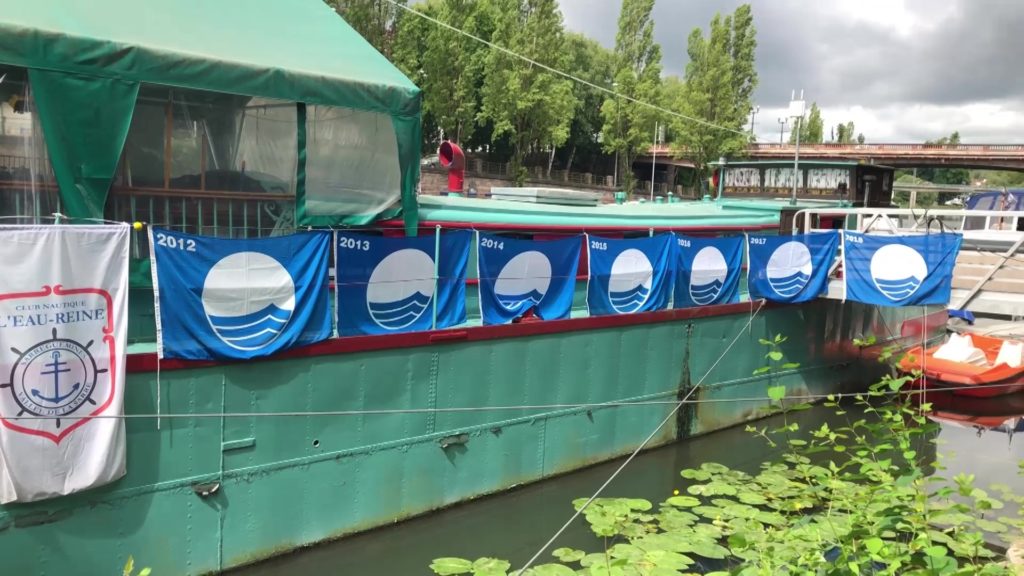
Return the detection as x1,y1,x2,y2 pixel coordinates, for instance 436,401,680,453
587,234,674,316
477,233,580,325
150,229,332,360
0,225,128,503
844,232,962,306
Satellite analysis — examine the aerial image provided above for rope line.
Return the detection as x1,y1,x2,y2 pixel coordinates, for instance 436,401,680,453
383,0,753,139
514,299,766,574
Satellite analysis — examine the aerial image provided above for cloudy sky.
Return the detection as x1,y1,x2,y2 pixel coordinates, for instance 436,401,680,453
557,0,1023,143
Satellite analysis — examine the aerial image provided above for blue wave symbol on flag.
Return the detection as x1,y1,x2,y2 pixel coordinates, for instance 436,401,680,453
768,271,811,297
875,276,923,300
609,284,651,313
369,291,432,329
209,303,292,349
689,279,723,305
497,289,545,310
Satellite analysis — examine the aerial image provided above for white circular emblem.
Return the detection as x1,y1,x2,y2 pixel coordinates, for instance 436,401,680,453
202,252,295,351
495,251,552,311
870,244,927,300
608,248,654,313
766,241,813,298
689,246,728,305
366,249,435,330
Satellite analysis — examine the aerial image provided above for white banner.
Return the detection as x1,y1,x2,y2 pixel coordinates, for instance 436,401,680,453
0,225,128,503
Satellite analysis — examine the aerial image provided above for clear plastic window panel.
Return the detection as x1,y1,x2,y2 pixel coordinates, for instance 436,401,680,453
304,105,401,218
0,65,60,222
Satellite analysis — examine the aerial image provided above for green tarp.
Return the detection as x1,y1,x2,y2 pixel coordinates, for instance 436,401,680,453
0,0,421,231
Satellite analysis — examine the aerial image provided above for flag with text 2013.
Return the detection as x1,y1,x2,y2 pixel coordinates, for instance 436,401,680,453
336,231,471,335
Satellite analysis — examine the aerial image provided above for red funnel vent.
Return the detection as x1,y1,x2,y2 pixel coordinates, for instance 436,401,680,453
439,141,465,193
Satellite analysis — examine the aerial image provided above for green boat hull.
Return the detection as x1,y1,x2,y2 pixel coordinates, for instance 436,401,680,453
0,299,936,575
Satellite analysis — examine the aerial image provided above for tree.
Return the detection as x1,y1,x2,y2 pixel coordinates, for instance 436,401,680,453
558,33,615,175
789,102,823,144
393,0,491,148
857,133,865,144
671,5,757,182
600,0,664,192
332,0,407,57
917,131,970,185
478,0,576,184
835,121,856,144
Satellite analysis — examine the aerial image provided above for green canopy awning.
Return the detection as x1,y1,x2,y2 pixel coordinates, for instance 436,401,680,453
0,0,422,231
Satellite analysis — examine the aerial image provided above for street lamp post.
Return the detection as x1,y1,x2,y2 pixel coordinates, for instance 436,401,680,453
650,122,663,201
748,105,760,140
788,90,806,206
777,117,788,144
613,81,621,190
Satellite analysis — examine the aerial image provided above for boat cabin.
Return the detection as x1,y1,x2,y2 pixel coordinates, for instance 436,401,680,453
712,160,896,207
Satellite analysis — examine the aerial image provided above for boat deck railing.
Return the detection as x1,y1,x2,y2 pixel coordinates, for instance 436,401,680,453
794,207,1024,318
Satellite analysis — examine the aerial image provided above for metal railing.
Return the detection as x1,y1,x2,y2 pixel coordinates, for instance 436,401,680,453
791,207,1024,236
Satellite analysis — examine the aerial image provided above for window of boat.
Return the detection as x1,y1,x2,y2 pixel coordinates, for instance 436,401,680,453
302,105,401,219
0,64,60,222
108,86,297,238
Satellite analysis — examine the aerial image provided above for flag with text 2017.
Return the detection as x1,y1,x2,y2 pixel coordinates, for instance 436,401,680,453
747,231,840,303
586,234,674,316
477,233,580,325
673,234,744,308
0,225,128,503
843,232,962,306
336,231,471,336
150,229,332,360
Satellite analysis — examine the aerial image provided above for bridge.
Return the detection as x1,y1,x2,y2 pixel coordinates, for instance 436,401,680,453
646,143,1024,170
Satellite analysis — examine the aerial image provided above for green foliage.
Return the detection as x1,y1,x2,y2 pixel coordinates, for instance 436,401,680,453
671,5,757,181
478,0,576,184
560,33,616,175
600,0,664,192
392,0,492,147
917,131,971,185
431,338,1024,575
789,102,824,144
122,557,151,576
834,121,857,144
331,0,407,57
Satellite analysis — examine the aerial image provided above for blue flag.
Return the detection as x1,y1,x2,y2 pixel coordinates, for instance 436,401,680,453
587,234,674,316
843,232,962,306
674,234,743,308
150,228,332,360
336,231,471,336
477,233,581,325
747,232,840,303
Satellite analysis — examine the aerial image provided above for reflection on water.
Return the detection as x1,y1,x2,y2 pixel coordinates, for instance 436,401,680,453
232,396,1024,576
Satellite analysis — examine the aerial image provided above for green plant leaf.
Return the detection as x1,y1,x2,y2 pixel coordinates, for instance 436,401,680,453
864,537,884,554
138,570,152,576
767,351,783,362
524,565,575,576
767,385,786,402
431,558,475,575
472,557,511,575
123,557,134,576
665,495,701,507
552,548,586,563
923,545,948,558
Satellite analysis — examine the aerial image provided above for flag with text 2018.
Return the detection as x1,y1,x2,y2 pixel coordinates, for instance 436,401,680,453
0,225,128,503
150,229,332,360
673,234,743,308
843,232,962,306
747,231,840,303
336,231,471,336
587,234,674,316
477,233,581,325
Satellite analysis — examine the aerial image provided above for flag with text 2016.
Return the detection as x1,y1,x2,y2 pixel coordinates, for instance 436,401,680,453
0,225,128,503
150,229,332,360
477,233,581,325
843,232,962,306
673,234,744,308
586,234,674,316
335,231,472,336
747,231,840,304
